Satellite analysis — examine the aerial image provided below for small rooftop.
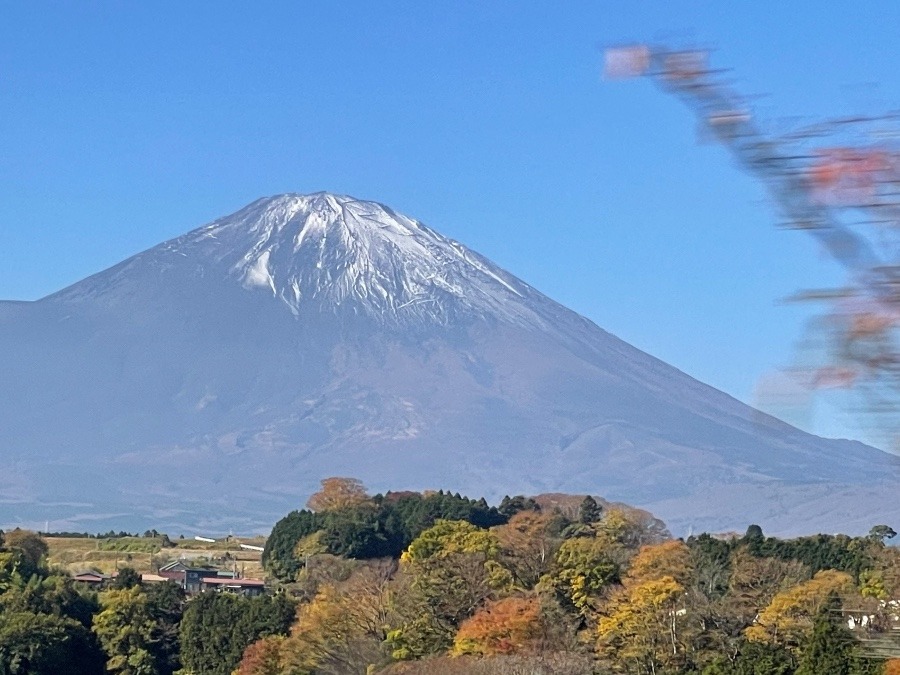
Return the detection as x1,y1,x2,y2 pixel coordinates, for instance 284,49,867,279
200,577,265,587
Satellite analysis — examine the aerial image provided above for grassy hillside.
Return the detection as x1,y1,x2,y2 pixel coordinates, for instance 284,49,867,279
44,534,266,576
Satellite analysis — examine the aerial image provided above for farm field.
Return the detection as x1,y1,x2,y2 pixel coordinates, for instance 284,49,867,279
44,534,267,577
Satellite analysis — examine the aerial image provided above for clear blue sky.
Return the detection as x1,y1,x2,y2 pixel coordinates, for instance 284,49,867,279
2,3,897,445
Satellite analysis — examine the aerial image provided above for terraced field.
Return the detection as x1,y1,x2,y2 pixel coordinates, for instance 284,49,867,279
44,535,267,577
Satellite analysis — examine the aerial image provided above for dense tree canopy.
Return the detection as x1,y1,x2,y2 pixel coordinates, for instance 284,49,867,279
2,488,899,675
263,490,508,581
179,591,295,675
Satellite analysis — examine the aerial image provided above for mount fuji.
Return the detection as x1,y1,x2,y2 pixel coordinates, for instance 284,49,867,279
1,193,897,536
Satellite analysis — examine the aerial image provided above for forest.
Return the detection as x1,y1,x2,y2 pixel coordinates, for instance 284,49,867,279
1,478,898,674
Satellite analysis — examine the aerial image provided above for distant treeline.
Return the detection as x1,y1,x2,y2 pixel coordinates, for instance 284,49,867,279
43,529,173,539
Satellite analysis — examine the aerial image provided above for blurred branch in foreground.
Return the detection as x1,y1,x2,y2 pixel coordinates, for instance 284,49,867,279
605,44,900,449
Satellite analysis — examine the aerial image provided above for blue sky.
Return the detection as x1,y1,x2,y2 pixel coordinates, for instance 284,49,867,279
2,3,898,445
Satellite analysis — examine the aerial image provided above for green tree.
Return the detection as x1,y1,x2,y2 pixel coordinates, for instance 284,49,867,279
0,572,99,629
540,536,619,618
743,524,764,543
868,525,897,543
0,610,102,675
3,530,48,569
263,509,324,581
179,592,295,675
702,641,795,675
401,519,500,563
388,521,511,660
796,592,854,675
112,567,142,590
578,496,602,525
2,530,48,580
92,586,157,675
144,581,185,675
498,495,540,518
319,505,390,559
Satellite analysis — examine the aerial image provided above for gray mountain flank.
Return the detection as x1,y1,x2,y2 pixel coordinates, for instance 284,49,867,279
1,193,897,536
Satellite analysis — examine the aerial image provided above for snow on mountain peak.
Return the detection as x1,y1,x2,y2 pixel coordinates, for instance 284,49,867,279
60,193,549,328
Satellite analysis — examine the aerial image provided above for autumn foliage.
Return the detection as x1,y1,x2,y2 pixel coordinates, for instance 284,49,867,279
306,477,370,512
452,596,542,656
246,484,900,673
745,569,854,649
235,636,285,675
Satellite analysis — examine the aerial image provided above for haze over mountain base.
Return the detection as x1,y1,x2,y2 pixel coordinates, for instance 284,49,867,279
2,193,897,536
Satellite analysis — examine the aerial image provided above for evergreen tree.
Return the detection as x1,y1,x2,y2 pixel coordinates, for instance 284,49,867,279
796,592,854,675
701,641,794,675
179,592,295,675
0,611,103,675
145,581,185,675
497,495,540,518
112,567,142,590
578,496,602,524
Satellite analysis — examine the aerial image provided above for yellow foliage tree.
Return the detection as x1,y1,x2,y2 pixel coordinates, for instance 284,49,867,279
389,521,513,661
280,563,394,675
626,540,693,587
745,569,854,650
542,536,619,618
595,507,670,556
594,539,697,672
401,519,500,563
597,575,686,673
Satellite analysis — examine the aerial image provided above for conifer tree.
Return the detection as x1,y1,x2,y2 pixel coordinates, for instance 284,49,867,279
796,592,854,675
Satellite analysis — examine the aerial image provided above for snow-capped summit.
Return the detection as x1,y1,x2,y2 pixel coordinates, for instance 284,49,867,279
2,194,898,536
215,193,541,325
51,193,545,328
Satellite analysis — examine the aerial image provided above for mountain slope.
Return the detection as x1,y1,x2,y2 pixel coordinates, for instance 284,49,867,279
1,193,897,536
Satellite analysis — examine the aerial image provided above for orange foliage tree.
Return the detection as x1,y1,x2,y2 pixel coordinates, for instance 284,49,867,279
626,540,693,587
235,636,285,675
306,477,369,512
492,512,560,589
452,596,543,656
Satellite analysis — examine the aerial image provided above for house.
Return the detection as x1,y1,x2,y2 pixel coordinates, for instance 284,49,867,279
157,560,220,593
72,571,113,587
200,576,266,597
155,559,268,595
